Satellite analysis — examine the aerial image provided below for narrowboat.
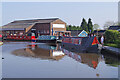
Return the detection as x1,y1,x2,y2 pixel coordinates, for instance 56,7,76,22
61,36,102,53
36,35,57,43
4,35,31,41
0,34,3,45
3,35,57,43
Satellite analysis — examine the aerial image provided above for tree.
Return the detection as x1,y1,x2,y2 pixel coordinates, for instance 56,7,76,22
80,18,88,32
118,22,120,26
66,25,82,31
79,26,82,30
66,25,69,30
73,25,76,30
87,18,93,33
104,30,120,43
112,21,120,26
69,25,72,30
93,24,100,30
103,21,115,30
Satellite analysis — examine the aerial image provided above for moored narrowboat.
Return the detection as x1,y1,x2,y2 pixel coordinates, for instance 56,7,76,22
4,35,31,41
61,36,102,53
0,34,3,45
36,35,57,43
3,34,57,43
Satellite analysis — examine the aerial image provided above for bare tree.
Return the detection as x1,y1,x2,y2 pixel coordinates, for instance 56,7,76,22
93,24,100,30
103,21,116,30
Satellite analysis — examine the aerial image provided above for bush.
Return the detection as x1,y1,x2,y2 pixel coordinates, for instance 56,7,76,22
116,34,120,47
104,30,120,44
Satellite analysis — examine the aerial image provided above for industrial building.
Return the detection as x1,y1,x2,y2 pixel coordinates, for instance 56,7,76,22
2,18,71,37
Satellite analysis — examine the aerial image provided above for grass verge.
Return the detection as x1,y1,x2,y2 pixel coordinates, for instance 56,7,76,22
104,43,120,48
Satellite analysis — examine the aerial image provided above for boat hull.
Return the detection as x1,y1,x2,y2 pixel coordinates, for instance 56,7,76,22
3,39,31,42
36,39,56,43
61,42,100,53
3,39,56,43
61,36,102,53
3,35,57,43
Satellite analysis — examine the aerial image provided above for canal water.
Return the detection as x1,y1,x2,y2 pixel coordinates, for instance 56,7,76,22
2,42,119,78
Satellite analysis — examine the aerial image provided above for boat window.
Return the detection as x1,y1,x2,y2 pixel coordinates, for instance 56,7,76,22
79,39,81,44
6,31,10,34
72,39,74,43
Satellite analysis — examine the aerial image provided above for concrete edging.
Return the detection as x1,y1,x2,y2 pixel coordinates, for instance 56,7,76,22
102,46,120,55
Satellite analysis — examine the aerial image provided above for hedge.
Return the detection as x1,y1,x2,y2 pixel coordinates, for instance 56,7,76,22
104,30,120,45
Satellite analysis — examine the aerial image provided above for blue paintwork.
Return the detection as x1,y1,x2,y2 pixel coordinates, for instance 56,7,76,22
38,35,56,40
38,44,56,50
78,30,88,37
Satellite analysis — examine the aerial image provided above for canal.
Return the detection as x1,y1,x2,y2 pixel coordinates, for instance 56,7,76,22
2,42,119,78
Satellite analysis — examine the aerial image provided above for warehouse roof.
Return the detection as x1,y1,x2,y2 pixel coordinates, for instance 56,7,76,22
2,18,59,29
68,30,83,36
93,30,106,33
108,26,120,30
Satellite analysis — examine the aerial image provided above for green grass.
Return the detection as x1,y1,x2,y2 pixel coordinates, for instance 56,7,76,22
104,43,120,48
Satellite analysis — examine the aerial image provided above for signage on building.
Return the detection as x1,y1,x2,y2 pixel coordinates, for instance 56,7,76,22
53,24,65,28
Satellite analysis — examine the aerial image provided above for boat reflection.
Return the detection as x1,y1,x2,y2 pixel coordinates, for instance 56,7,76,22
12,43,118,69
12,43,104,69
12,43,65,61
61,48,103,69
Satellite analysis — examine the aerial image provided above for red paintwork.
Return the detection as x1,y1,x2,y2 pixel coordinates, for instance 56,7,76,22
0,34,2,37
31,36,36,40
92,37,99,45
63,36,99,45
62,37,83,45
7,35,31,40
92,61,98,69
63,38,73,44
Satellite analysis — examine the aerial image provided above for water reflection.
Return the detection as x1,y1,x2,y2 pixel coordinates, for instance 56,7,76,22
0,46,2,80
12,43,104,69
2,42,119,78
12,43,120,68
62,48,102,69
12,43,65,61
101,50,120,67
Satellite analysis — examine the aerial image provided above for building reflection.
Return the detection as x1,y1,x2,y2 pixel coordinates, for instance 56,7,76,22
12,43,65,61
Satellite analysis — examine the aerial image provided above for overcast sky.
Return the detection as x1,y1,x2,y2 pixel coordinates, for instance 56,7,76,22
2,2,118,29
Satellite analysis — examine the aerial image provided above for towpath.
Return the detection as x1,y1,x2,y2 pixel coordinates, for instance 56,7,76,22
103,46,120,55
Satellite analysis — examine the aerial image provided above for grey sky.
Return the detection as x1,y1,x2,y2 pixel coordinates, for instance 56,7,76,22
2,2,118,29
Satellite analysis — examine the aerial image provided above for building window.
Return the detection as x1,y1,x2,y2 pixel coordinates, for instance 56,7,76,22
38,31,40,33
15,31,18,34
20,32,23,35
44,30,46,34
47,30,49,34
41,30,43,34
6,31,10,34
